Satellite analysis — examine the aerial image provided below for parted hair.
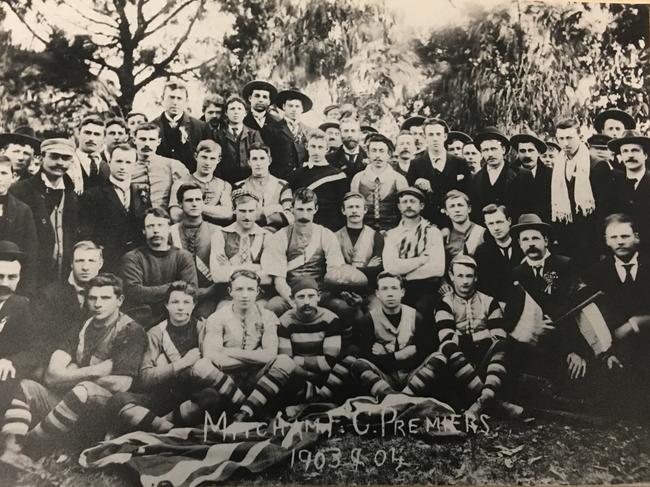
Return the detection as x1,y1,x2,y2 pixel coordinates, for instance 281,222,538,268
87,273,124,297
603,213,637,235
376,271,405,290
229,269,262,286
176,182,203,204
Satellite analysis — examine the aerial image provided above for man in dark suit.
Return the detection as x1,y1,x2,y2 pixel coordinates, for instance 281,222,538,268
511,132,552,222
0,156,37,295
588,134,620,225
326,117,367,183
406,117,471,227
469,127,534,223
474,204,523,301
581,213,650,410
274,89,314,176
79,143,147,272
71,116,110,194
508,214,592,383
9,138,79,288
607,131,650,255
154,79,211,173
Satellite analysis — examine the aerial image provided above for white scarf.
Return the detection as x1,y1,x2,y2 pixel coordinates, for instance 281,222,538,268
550,143,594,223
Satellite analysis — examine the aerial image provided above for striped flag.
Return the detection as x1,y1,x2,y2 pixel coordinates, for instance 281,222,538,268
505,285,546,345
79,395,457,486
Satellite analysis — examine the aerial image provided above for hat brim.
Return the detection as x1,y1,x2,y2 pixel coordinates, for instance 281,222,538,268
607,136,650,154
242,81,278,103
594,109,636,133
400,116,426,131
0,250,27,262
0,133,41,153
397,189,425,202
474,132,511,152
511,134,546,153
319,122,340,131
276,91,313,112
446,131,473,145
510,222,551,236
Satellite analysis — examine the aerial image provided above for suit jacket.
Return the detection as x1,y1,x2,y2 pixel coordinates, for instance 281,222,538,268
474,237,523,301
212,125,264,184
530,163,552,223
79,181,148,272
511,253,591,358
406,151,471,227
609,170,650,254
469,164,534,223
0,294,42,377
9,174,78,287
326,146,368,183
582,253,650,326
155,112,211,173
244,113,306,181
0,194,38,295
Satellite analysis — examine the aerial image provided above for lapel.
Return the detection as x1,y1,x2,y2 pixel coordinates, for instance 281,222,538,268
103,183,127,216
5,194,18,225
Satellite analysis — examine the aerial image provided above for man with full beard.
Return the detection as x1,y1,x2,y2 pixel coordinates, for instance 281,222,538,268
326,117,368,183
119,207,197,328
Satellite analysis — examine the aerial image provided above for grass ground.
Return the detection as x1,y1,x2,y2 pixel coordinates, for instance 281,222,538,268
9,416,650,486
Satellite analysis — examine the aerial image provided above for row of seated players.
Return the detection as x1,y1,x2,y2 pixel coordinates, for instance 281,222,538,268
0,202,649,468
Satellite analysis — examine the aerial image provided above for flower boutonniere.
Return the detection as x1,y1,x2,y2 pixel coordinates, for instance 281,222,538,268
542,271,559,294
179,126,189,145
361,157,370,166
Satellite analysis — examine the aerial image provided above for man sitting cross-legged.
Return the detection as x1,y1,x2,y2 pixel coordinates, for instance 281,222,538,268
111,275,293,431
0,274,146,471
433,255,509,418
351,272,439,400
278,277,355,403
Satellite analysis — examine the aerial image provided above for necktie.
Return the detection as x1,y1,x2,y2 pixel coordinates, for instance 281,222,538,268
627,178,639,190
231,127,240,139
89,154,99,178
373,177,381,221
622,263,634,284
565,157,576,181
239,234,251,263
532,266,542,279
348,153,356,167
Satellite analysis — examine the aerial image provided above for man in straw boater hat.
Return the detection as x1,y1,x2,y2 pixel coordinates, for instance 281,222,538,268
323,104,341,122
9,138,79,288
469,126,534,223
511,130,552,223
0,126,40,181
608,130,650,254
506,213,594,387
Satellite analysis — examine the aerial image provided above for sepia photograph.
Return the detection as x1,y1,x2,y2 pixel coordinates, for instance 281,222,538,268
0,0,648,485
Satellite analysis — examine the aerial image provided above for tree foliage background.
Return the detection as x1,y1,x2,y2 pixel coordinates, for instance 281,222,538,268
0,0,647,137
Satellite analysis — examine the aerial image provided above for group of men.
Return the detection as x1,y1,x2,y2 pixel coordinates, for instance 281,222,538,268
0,77,649,471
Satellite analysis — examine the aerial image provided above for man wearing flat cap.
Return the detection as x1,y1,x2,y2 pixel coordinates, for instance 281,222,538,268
593,108,636,140
319,122,342,153
383,186,445,317
323,104,341,122
608,131,650,253
278,277,355,403
9,138,79,288
406,117,472,228
0,127,40,181
350,133,408,232
469,127,534,223
511,131,552,222
508,214,592,385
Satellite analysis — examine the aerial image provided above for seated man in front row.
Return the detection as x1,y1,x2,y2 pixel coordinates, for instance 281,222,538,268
111,274,294,433
278,278,355,403
0,274,146,471
435,255,509,418
351,272,438,400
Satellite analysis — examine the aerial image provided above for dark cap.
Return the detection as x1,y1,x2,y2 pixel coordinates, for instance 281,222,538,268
587,134,613,149
397,186,426,202
291,277,320,295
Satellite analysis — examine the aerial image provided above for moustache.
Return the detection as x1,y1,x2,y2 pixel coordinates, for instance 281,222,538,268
521,157,533,163
297,217,311,223
299,304,315,313
0,285,14,296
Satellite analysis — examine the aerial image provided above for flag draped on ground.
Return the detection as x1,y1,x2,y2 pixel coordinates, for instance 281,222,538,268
79,394,457,487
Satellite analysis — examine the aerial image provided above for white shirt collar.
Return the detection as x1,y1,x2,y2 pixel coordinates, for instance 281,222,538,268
343,147,360,157
165,112,184,125
109,176,131,193
524,249,551,268
427,149,446,171
614,252,639,280
41,172,66,190
486,163,504,184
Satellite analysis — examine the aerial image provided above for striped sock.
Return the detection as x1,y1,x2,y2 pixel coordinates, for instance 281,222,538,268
118,404,173,433
352,359,397,400
403,352,446,395
1,396,32,437
317,356,354,400
26,386,87,443
237,355,295,420
480,341,507,402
